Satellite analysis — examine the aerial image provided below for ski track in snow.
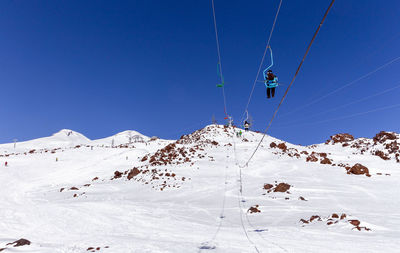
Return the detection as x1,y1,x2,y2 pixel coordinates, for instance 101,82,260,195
0,126,399,252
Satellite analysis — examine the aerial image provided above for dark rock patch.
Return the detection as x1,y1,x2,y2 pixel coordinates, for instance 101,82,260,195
274,183,291,192
346,163,371,177
127,167,141,180
263,182,291,193
113,171,123,179
263,184,273,190
6,238,31,247
326,133,354,144
248,205,261,214
374,150,390,160
373,131,397,144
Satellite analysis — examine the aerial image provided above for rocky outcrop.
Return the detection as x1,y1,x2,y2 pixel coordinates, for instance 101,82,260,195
373,131,397,144
346,163,371,177
248,205,261,214
263,182,291,193
325,133,354,144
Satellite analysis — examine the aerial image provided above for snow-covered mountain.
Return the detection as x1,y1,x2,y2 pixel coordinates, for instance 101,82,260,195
0,125,398,252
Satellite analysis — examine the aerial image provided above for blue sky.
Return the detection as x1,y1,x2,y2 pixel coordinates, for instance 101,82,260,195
1,0,399,145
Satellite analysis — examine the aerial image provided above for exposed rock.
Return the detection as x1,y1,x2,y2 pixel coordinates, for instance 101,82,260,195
263,182,292,193
277,143,287,151
263,184,273,190
300,219,309,224
113,171,123,179
270,142,277,148
306,154,318,162
127,167,141,180
349,220,360,226
274,183,291,192
385,141,399,154
248,205,261,214
346,163,371,177
327,133,354,144
373,131,397,143
320,157,332,164
374,150,390,160
310,215,321,222
6,238,31,247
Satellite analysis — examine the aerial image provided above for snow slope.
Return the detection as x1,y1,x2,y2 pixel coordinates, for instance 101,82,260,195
0,125,399,252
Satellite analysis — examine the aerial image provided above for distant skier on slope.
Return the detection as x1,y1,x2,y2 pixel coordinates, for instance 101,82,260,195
264,69,278,99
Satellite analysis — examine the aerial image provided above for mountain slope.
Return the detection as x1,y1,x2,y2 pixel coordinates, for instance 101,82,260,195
0,125,398,252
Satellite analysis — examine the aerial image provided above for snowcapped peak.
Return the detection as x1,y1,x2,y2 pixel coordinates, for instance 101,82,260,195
92,129,150,146
53,129,85,138
112,130,148,139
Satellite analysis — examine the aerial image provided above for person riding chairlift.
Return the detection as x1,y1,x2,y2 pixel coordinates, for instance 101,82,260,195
244,121,250,132
265,69,278,99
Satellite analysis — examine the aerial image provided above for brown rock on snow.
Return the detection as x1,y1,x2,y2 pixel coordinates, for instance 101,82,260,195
263,184,273,190
320,157,332,164
310,215,321,222
277,143,288,151
306,154,318,162
248,205,261,214
346,163,371,177
127,167,141,180
374,150,390,160
327,133,354,144
6,238,31,247
274,183,291,192
299,196,307,201
113,171,123,179
385,141,399,154
300,219,309,224
270,142,277,148
349,219,361,226
373,131,397,143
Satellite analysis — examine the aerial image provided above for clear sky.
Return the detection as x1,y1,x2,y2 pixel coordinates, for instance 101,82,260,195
1,0,399,145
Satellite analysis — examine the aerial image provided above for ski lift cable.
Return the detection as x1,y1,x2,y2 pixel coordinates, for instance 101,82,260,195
241,0,336,168
274,81,400,128
211,0,229,118
240,0,283,124
278,55,400,119
273,102,400,130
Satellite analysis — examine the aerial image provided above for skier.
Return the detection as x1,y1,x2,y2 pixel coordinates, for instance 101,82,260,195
238,130,243,138
244,121,250,132
5,161,8,166
265,69,278,99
